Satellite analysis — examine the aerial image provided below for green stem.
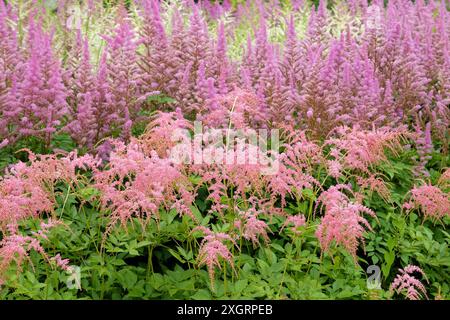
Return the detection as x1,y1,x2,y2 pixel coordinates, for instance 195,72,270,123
146,245,154,279
223,260,227,297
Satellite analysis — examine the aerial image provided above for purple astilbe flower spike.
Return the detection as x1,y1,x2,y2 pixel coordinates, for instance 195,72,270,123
213,21,233,95
0,1,22,146
137,0,176,100
64,30,99,149
103,10,141,140
306,0,329,48
9,17,68,148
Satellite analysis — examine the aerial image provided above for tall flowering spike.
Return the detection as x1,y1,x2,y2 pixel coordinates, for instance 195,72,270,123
137,0,175,97
184,6,212,70
281,15,302,87
0,1,22,146
169,6,214,114
296,44,332,137
390,265,428,300
64,30,99,147
104,12,141,140
306,0,329,48
9,17,68,147
213,21,232,95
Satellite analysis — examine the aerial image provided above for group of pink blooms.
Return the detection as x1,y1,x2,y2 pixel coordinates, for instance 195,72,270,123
0,0,449,300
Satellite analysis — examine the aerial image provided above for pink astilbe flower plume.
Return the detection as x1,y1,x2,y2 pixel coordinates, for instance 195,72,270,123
437,168,450,189
315,184,377,260
94,138,197,236
390,265,428,300
235,208,270,247
140,109,192,158
0,149,97,231
193,226,237,289
403,183,450,222
325,126,408,174
281,214,306,236
0,219,69,284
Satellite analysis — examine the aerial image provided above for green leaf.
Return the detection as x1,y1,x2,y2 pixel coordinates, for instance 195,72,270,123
270,243,285,253
192,289,211,300
234,279,248,293
167,248,186,263
118,269,138,289
382,250,395,278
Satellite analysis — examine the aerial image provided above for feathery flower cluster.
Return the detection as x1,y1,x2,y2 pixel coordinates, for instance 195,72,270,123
93,138,196,231
325,126,407,174
412,122,433,178
315,185,377,259
403,184,450,222
390,265,428,300
193,226,236,288
0,149,96,231
6,16,68,147
282,214,307,236
235,207,270,247
0,220,68,284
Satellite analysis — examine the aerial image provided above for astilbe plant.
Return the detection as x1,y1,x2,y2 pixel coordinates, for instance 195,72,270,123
0,0,448,145
193,226,237,289
7,16,68,149
325,125,408,175
65,30,98,149
0,148,96,284
281,214,306,236
137,0,176,100
315,184,377,260
93,138,197,234
403,183,450,223
140,109,192,158
200,87,267,129
102,8,142,140
412,121,433,178
0,1,22,148
390,265,428,300
268,128,322,208
437,168,450,190
0,149,97,231
0,219,70,285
